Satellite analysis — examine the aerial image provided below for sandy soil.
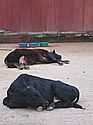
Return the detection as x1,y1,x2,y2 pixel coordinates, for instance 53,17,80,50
0,42,93,125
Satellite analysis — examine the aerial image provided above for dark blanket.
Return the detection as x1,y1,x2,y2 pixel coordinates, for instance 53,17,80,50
3,74,84,111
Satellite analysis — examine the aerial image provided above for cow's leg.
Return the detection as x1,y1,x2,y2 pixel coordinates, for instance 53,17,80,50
18,56,30,70
60,60,70,64
37,101,55,111
47,102,55,111
6,62,18,68
55,101,73,108
6,57,26,69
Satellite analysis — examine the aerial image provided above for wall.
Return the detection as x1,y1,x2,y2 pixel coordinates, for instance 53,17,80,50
0,0,93,32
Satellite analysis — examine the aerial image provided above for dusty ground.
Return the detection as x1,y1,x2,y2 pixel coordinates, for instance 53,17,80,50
0,42,93,125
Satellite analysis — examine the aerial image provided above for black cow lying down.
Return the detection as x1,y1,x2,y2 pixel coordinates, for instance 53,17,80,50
3,74,84,111
4,49,70,70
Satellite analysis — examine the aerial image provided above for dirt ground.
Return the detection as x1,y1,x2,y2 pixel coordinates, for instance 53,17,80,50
0,42,93,125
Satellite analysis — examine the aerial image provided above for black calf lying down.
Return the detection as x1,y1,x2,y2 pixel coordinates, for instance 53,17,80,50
4,49,70,70
3,74,84,111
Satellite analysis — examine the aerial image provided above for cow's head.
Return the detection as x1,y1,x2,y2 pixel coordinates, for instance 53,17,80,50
26,86,49,109
51,50,62,60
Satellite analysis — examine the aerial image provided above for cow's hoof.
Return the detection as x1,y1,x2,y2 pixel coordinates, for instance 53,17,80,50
82,107,85,110
18,67,24,70
37,106,43,112
24,66,30,70
65,60,70,64
18,64,30,70
58,62,63,66
47,106,54,111
18,64,25,70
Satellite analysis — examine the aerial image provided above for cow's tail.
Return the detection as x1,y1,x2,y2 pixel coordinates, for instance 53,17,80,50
73,103,85,109
72,87,80,104
73,88,85,109
3,97,8,106
4,57,10,67
4,57,7,64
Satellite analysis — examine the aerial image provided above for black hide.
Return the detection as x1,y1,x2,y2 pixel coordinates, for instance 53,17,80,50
4,49,69,69
3,74,84,110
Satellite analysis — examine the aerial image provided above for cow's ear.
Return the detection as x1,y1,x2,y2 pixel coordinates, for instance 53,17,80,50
53,50,55,53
